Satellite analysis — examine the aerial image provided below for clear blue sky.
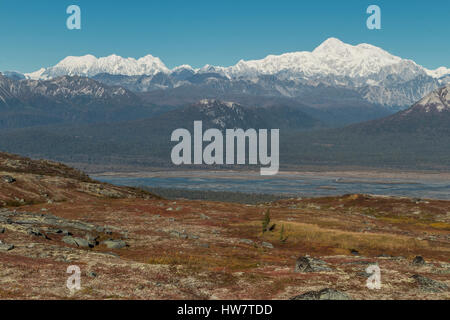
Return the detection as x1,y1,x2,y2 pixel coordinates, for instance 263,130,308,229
0,0,449,73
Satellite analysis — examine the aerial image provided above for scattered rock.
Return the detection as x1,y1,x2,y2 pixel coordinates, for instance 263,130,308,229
88,272,97,278
85,234,100,246
0,241,14,251
102,240,127,249
48,228,71,236
412,275,448,293
200,214,211,220
62,236,92,248
291,288,350,300
239,239,254,245
27,227,44,237
1,175,16,183
295,256,332,273
261,242,274,249
357,271,372,278
412,256,425,266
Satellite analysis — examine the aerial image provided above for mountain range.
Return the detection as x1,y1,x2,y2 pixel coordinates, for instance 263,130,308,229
0,74,171,129
0,85,449,171
1,38,449,170
5,38,449,109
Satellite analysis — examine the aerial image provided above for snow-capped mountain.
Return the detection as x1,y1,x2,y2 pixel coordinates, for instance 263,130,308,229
225,38,423,82
425,67,450,79
17,38,450,107
349,84,450,135
405,84,450,113
25,54,169,80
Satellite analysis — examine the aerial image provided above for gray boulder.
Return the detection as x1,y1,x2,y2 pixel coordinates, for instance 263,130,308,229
0,241,14,251
239,239,254,245
291,288,350,300
412,274,448,293
412,256,425,266
62,236,92,248
1,175,16,183
102,240,127,249
295,256,332,272
261,242,274,249
291,288,351,300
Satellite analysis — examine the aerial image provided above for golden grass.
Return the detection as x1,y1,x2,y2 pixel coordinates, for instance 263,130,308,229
240,220,443,255
429,222,450,230
379,216,450,231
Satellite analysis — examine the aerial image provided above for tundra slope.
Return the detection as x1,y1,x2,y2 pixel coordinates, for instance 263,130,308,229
0,152,449,299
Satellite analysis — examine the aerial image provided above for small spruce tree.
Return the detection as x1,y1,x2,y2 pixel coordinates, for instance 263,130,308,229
279,224,288,243
262,209,270,233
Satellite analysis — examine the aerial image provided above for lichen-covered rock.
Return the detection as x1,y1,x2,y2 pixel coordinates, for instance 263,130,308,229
62,236,92,248
295,256,332,272
412,275,448,293
412,256,425,266
0,241,14,251
291,288,350,300
102,240,127,249
239,239,254,245
1,175,16,183
261,241,274,249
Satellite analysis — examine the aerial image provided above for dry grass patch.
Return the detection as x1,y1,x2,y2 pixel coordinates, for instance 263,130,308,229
239,220,447,256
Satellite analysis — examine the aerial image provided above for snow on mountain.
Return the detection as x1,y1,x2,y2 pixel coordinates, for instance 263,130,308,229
25,54,170,79
20,38,449,107
222,38,426,85
171,65,197,73
24,38,447,85
406,84,450,113
25,68,46,80
425,67,450,79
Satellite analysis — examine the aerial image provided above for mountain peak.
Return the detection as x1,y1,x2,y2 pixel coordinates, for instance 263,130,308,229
198,99,237,109
313,37,347,53
425,67,450,79
410,84,450,113
25,54,169,79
